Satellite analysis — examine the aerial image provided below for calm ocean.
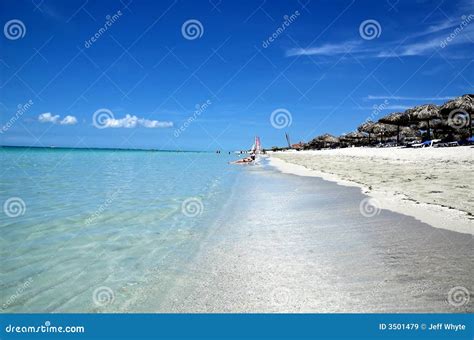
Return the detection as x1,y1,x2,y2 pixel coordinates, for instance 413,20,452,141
1,147,472,313
1,147,240,312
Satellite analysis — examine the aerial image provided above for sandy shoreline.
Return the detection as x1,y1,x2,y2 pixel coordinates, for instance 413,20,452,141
134,162,473,313
269,147,473,235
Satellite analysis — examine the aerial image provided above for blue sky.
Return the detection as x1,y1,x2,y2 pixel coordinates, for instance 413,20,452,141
1,0,473,150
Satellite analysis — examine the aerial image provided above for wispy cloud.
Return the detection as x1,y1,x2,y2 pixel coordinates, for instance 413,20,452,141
367,95,454,101
287,15,474,58
286,41,362,57
103,114,173,128
38,113,78,125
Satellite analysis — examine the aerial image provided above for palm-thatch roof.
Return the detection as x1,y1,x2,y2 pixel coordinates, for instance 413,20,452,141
378,111,411,126
439,94,473,137
357,121,375,134
399,126,418,139
345,131,366,139
439,94,474,115
404,104,442,139
406,104,441,122
317,133,339,143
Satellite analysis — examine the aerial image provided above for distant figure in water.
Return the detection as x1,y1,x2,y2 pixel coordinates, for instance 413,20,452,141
230,153,255,164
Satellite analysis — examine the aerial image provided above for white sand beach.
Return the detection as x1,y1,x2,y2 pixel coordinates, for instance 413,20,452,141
270,146,474,235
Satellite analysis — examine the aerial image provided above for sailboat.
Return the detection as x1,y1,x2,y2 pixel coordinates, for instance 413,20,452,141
230,136,262,164
250,136,262,154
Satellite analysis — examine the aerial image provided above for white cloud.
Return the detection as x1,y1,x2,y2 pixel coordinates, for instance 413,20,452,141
103,114,173,128
286,17,474,59
286,41,361,57
38,113,77,125
38,112,60,124
60,115,78,125
367,95,453,101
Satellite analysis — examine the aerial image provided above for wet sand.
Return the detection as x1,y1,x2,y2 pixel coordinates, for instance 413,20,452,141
132,162,473,313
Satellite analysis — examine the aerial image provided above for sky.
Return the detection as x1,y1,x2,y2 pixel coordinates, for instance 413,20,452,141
0,0,473,151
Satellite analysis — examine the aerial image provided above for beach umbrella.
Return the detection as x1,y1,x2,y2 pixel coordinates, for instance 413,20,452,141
317,133,339,143
439,94,474,138
378,111,411,144
357,121,376,144
399,126,418,142
359,121,396,144
371,122,398,143
346,131,366,139
316,133,339,148
405,104,441,140
342,131,367,146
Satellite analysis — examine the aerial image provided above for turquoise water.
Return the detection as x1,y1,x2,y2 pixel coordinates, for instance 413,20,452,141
0,147,240,312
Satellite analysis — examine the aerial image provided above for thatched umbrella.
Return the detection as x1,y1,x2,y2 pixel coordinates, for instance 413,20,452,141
357,121,376,144
399,126,418,143
346,131,366,139
439,94,473,138
317,133,339,148
378,111,411,145
341,131,368,146
358,121,396,144
405,104,441,140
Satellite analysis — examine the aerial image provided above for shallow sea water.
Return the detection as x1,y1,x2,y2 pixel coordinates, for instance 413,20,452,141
1,148,472,313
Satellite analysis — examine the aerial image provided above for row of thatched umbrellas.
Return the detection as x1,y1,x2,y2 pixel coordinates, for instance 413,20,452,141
306,94,473,148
